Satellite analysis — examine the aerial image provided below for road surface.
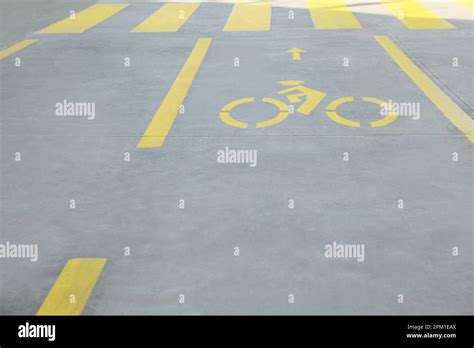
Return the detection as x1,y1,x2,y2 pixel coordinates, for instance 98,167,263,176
0,0,473,315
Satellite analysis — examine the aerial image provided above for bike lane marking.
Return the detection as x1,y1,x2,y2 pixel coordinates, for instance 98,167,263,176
137,38,212,148
375,35,473,143
146,34,468,142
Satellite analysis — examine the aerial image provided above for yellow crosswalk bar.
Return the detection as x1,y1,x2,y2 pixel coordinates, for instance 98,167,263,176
223,0,271,32
132,3,200,32
37,258,107,315
380,0,455,29
0,39,37,60
38,3,129,34
455,0,474,11
308,0,362,29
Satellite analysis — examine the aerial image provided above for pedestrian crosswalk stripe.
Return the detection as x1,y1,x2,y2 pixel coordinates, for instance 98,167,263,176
455,0,474,11
37,3,129,34
0,39,37,60
379,0,456,29
223,0,271,32
31,1,461,33
132,3,200,33
307,0,362,29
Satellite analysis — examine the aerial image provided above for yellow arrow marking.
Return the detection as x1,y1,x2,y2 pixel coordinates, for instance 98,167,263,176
287,48,305,60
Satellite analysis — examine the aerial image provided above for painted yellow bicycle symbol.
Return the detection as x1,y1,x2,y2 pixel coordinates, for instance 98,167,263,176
219,80,398,129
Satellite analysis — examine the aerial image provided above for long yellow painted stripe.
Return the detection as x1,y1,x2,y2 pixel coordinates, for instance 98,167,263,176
137,38,212,148
455,0,474,11
37,4,128,34
0,39,38,60
37,258,107,315
132,3,200,32
307,0,362,29
375,36,473,143
223,0,271,32
379,0,455,29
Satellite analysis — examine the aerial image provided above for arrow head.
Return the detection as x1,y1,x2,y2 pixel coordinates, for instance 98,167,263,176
287,48,305,54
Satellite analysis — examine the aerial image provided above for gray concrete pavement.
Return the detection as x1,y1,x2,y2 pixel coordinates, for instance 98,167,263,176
0,0,472,314
0,0,96,47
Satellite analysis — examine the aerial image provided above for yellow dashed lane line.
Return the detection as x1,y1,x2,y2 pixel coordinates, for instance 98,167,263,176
0,39,38,60
37,258,107,315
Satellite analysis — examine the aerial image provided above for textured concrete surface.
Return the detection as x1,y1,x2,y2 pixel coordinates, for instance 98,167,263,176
0,0,96,46
0,0,472,314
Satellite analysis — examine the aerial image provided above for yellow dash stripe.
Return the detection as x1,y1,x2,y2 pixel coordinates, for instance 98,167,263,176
307,0,362,29
132,3,200,32
37,258,107,315
380,0,455,29
137,38,212,148
375,36,473,143
455,0,474,11
223,0,271,32
0,39,37,60
38,4,128,34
